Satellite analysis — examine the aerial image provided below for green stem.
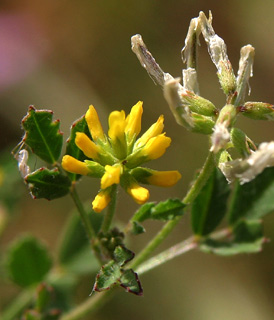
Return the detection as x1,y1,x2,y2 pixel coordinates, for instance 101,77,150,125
136,227,232,275
101,185,118,233
136,236,197,275
129,151,215,269
70,186,103,263
70,186,96,240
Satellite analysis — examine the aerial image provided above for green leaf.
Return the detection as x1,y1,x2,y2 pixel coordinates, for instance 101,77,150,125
26,168,71,200
191,168,230,236
151,198,185,221
233,219,264,243
93,260,121,292
6,235,52,287
22,107,63,164
131,199,185,223
230,127,250,157
93,245,142,295
0,151,25,214
228,167,274,224
131,202,155,222
200,220,265,256
65,115,90,181
200,238,265,256
113,246,135,267
120,269,143,296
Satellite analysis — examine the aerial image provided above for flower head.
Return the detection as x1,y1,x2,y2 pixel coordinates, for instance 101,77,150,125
62,102,181,212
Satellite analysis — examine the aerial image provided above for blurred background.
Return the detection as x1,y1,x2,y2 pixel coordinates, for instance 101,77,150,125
1,0,274,319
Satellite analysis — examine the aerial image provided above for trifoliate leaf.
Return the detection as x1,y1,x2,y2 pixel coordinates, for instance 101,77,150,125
93,245,142,295
120,269,143,296
22,107,63,164
6,235,52,287
26,168,71,200
191,168,230,236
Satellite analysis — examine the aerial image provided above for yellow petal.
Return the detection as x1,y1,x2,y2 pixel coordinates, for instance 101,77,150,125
92,190,111,213
125,101,143,140
127,183,150,204
147,170,182,187
108,110,126,141
62,155,90,175
75,132,100,160
135,115,164,148
85,105,105,141
142,134,171,160
101,165,121,189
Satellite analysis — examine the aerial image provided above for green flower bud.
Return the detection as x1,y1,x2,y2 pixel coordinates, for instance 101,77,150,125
217,60,236,95
240,102,274,120
163,78,217,134
181,90,217,117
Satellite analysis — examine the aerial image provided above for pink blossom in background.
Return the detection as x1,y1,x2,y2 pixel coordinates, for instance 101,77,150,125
0,12,50,92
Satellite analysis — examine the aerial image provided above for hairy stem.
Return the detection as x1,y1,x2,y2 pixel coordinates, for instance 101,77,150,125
136,227,232,275
136,236,197,274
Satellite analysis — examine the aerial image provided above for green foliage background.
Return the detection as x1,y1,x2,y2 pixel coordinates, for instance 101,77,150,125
1,1,274,319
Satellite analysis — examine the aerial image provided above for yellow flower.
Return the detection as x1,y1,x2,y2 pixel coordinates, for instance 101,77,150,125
92,189,111,213
101,165,121,189
75,132,101,160
62,155,90,176
127,182,150,204
85,105,105,142
62,102,181,212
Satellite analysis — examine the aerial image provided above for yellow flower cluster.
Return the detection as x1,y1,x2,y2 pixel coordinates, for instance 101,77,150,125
62,101,181,212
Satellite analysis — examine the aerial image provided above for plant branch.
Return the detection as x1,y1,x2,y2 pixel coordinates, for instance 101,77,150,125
136,236,197,275
136,227,232,275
